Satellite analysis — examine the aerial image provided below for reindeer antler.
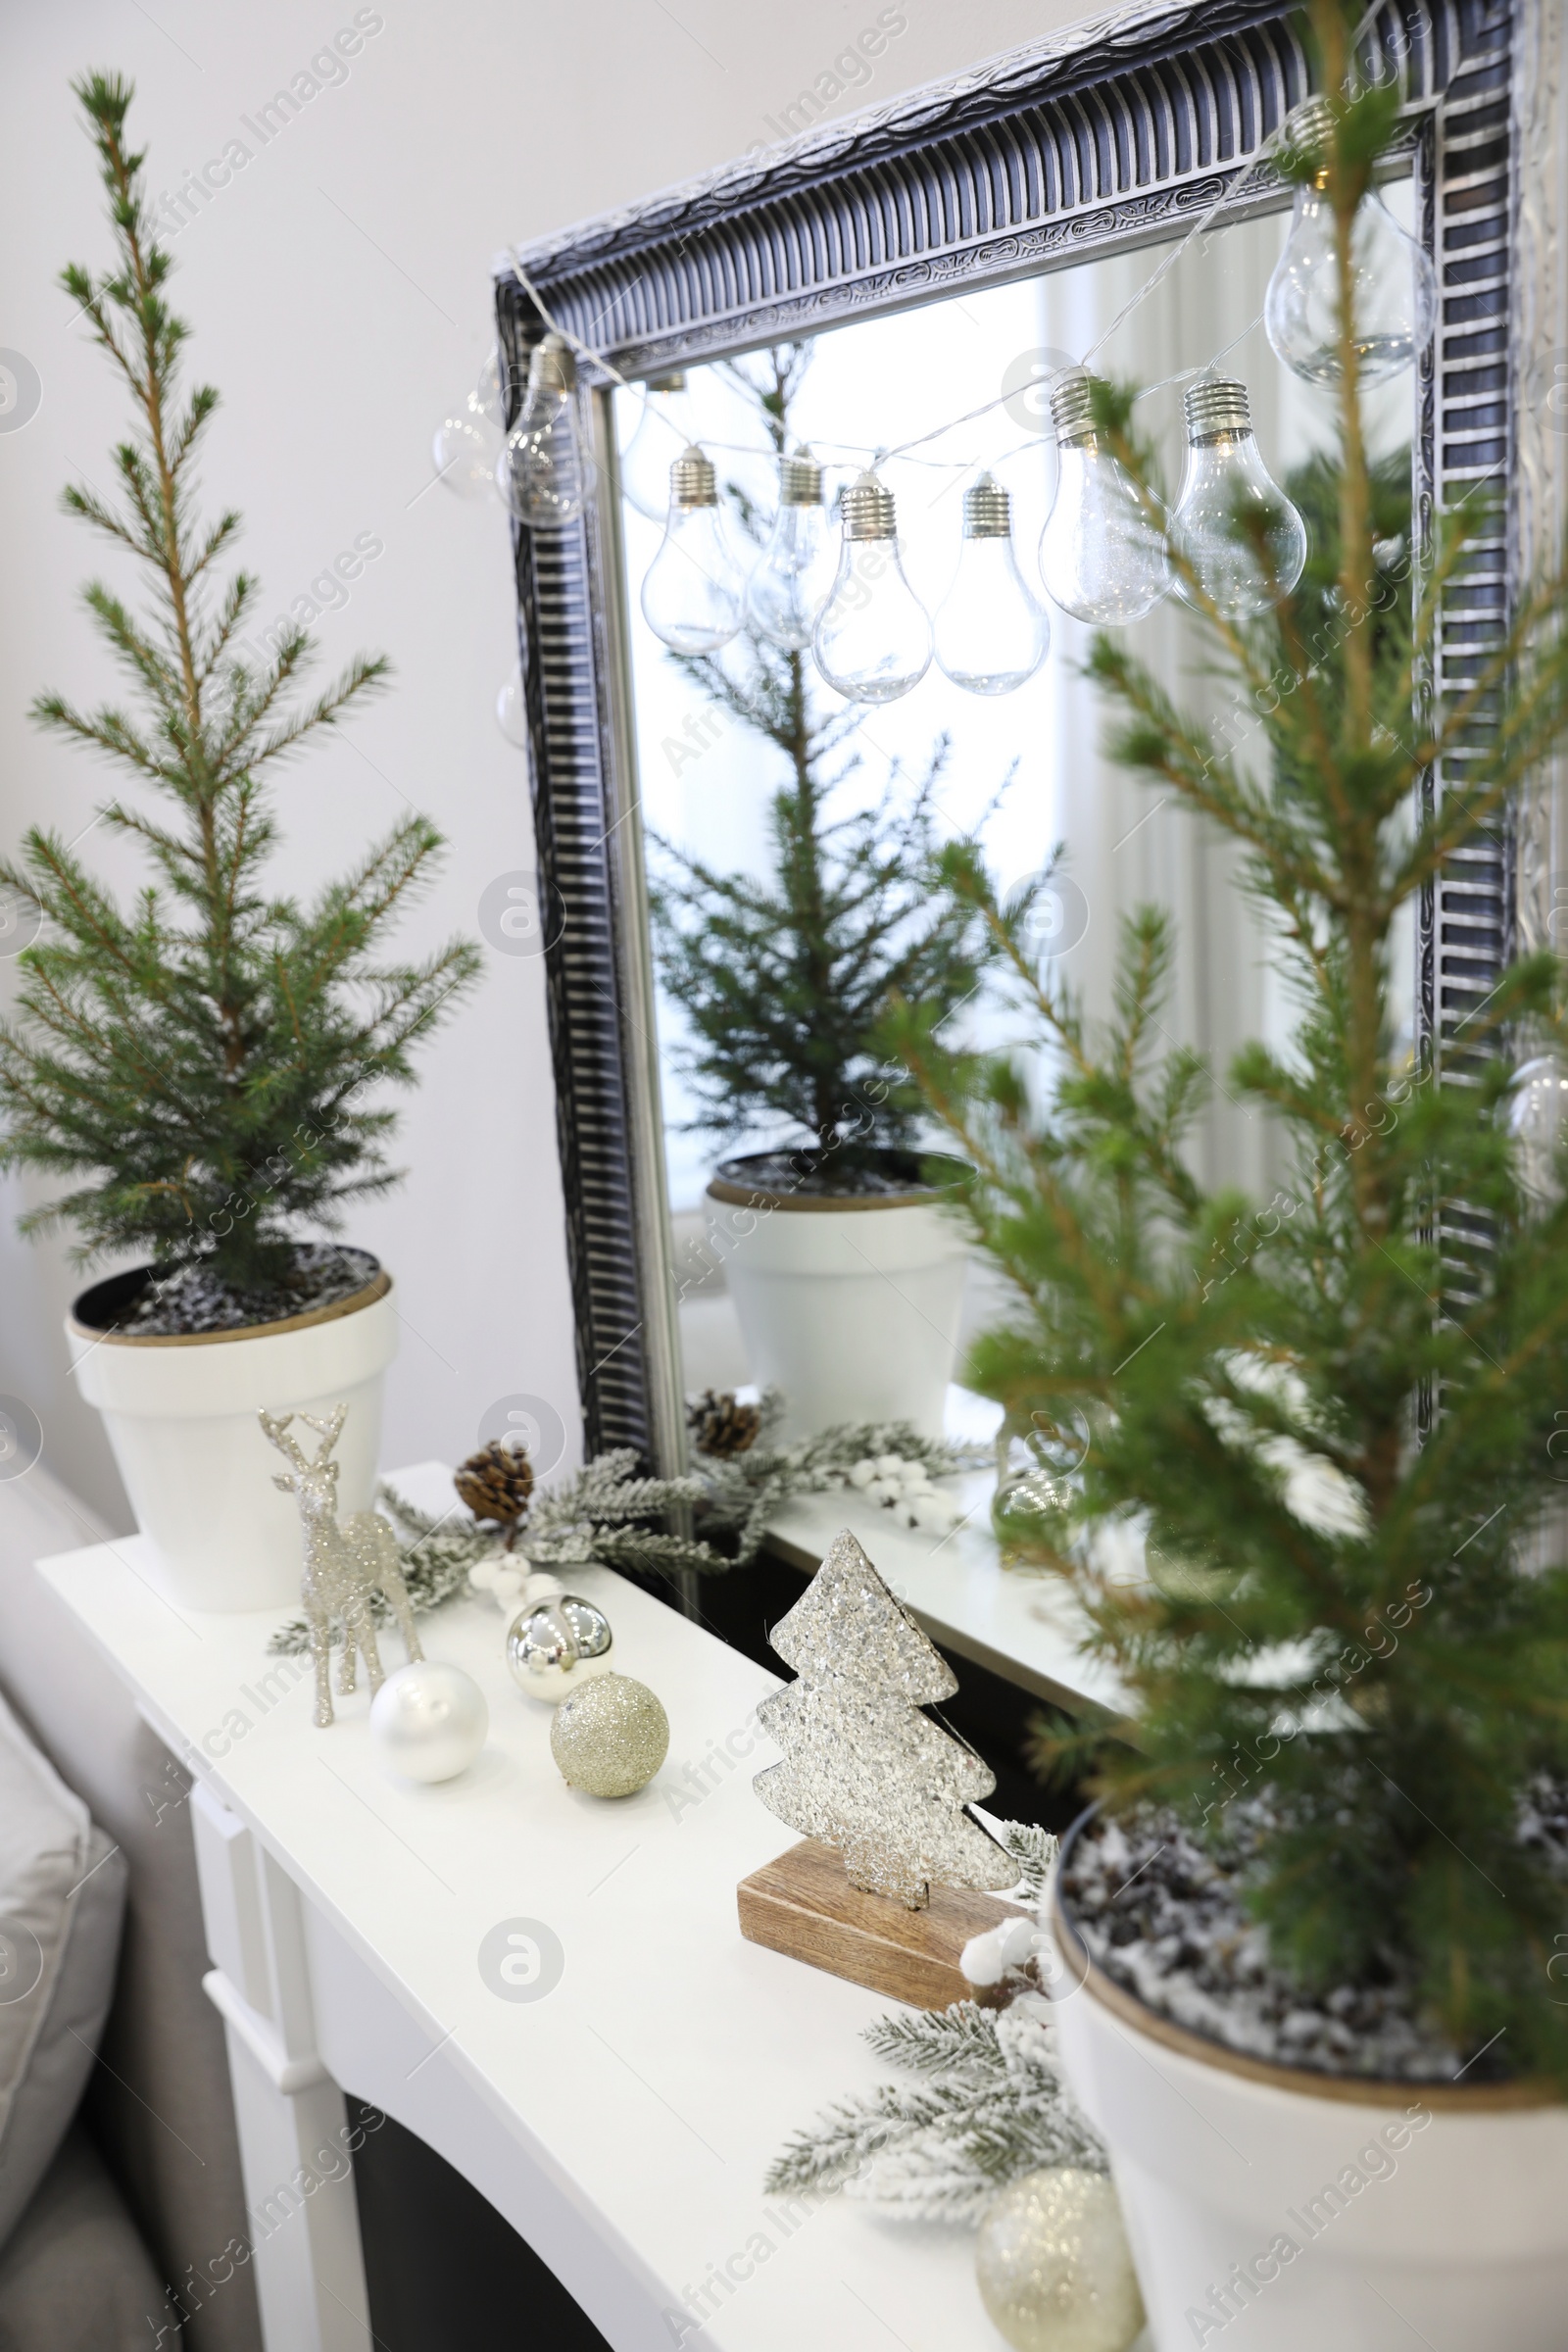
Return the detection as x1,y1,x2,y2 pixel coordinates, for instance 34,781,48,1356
259,1409,309,1468
299,1404,349,1460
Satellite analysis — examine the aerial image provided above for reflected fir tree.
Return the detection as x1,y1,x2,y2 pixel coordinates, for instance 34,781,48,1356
648,344,1002,1183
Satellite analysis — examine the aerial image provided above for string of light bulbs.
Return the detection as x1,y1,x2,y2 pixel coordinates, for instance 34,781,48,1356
437,73,1436,709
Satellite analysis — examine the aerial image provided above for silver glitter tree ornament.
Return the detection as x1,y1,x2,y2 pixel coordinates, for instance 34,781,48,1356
754,1528,1013,1907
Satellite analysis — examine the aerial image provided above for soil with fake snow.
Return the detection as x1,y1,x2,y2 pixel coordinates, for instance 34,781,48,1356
113,1244,377,1336
1057,1792,1568,2084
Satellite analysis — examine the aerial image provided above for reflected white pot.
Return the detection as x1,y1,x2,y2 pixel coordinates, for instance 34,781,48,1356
705,1154,970,1439
67,1264,397,1614
1050,1879,1568,2351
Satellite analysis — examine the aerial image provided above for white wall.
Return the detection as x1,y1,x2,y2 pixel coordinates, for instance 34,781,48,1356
0,0,1102,1529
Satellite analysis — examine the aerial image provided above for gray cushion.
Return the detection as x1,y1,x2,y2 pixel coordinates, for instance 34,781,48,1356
0,2122,165,2352
0,1466,262,2352
0,1686,125,2251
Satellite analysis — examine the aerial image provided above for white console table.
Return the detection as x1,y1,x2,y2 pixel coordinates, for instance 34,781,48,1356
35,1463,1106,2352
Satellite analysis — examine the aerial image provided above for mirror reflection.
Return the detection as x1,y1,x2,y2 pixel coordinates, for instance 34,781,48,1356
613,193,1418,1448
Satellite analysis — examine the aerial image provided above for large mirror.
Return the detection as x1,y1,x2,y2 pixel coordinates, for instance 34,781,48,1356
495,0,1514,1702
612,193,1420,1454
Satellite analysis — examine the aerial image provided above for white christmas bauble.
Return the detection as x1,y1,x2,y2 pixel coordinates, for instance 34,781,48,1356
975,2168,1144,2352
368,1661,488,1783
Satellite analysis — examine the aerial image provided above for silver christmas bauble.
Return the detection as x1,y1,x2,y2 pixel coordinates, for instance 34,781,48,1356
975,2168,1144,2352
506,1594,613,1703
550,1672,668,1797
368,1660,489,1783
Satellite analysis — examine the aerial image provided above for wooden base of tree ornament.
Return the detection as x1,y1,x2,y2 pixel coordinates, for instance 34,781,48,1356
737,1838,1018,2010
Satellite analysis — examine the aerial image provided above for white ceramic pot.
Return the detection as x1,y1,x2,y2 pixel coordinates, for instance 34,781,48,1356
67,1264,397,1614
704,1152,970,1440
1049,1882,1568,2351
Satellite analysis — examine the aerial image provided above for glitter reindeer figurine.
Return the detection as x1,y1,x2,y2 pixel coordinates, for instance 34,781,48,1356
260,1404,423,1727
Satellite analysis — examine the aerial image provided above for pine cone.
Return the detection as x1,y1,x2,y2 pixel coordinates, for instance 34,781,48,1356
688,1389,762,1459
454,1439,535,1545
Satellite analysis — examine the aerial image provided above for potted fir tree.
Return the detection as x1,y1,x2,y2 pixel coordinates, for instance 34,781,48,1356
650,349,996,1437
891,7,1568,2342
0,78,478,1611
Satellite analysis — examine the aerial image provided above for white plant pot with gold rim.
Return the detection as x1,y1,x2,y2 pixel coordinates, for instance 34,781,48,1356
704,1152,970,1441
67,1263,398,1613
1048,1869,1568,2351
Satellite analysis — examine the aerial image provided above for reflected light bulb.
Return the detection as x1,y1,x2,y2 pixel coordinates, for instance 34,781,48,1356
811,471,932,704
1264,96,1438,385
1510,1054,1568,1210
934,474,1049,695
495,333,585,529
1038,373,1170,626
619,373,694,520
744,448,837,651
1169,378,1307,618
432,392,501,498
640,446,743,654
496,670,529,747
475,346,507,425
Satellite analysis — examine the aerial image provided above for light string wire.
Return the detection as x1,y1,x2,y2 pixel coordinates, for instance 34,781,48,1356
502,0,1394,487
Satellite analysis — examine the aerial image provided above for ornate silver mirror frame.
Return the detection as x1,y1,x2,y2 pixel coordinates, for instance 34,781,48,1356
495,0,1560,1475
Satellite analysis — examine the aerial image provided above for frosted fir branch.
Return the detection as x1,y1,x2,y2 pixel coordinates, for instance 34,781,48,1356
861,2000,1005,2078
766,1991,1104,2226
994,1819,1059,1907
267,1402,988,1650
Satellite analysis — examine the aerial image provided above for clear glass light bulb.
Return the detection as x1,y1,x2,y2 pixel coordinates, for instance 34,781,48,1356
495,333,585,529
1038,373,1170,626
432,392,501,498
619,373,695,520
639,446,742,653
474,346,507,425
1510,1054,1568,1209
744,448,837,651
811,471,932,704
496,670,529,747
1264,97,1438,385
934,473,1050,694
1169,378,1308,618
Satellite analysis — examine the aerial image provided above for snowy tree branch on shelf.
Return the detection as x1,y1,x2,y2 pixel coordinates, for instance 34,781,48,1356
765,1819,1103,2225
266,1394,986,1654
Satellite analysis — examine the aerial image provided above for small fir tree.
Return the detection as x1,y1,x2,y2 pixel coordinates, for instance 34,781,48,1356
0,76,479,1313
890,0,1568,2080
649,346,999,1180
756,1528,1014,1905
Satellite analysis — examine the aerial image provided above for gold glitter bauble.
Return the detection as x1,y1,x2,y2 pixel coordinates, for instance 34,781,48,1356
550,1673,669,1797
975,2168,1145,2352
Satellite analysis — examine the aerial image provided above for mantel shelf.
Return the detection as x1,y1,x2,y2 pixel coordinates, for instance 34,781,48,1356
33,1458,1124,2352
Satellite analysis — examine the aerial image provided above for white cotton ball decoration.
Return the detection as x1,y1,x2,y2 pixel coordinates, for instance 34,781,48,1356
848,1459,878,1489
960,1913,1042,1987
866,1478,900,1505
468,1559,500,1592
913,1492,961,1535
874,1452,906,1476
368,1660,489,1783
